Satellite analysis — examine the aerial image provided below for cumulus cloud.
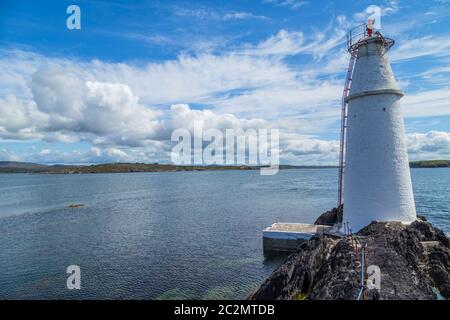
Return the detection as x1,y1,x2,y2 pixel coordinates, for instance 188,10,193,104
0,95,47,140
0,31,347,153
1,67,161,147
407,131,450,159
83,81,160,146
1,19,450,165
164,104,267,133
1,97,449,164
282,134,339,156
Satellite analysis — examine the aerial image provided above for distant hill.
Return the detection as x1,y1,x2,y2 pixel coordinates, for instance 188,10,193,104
0,162,259,173
0,160,449,173
0,161,48,173
409,160,450,168
0,161,48,169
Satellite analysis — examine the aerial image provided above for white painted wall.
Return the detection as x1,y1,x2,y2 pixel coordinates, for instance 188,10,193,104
343,38,417,232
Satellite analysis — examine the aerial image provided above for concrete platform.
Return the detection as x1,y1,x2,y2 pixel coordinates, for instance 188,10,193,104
263,223,336,252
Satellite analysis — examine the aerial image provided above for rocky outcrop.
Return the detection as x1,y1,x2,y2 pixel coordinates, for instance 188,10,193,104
250,215,450,300
314,205,343,226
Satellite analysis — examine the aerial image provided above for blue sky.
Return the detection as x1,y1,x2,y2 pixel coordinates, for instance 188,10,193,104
1,0,450,164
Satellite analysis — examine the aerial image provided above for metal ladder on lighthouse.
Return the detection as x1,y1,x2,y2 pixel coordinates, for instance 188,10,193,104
337,54,356,207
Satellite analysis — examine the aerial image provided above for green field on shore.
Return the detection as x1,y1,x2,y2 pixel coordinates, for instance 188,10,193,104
1,160,449,174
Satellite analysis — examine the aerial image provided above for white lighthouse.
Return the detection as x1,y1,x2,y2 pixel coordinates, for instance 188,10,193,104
340,26,417,232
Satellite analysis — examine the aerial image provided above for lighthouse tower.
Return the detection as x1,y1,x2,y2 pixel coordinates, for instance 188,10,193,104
339,26,417,232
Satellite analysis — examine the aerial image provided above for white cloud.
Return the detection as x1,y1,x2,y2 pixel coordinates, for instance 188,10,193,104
382,0,400,15
164,104,266,132
106,147,131,160
0,95,47,140
84,81,160,145
211,81,342,120
240,30,305,56
403,88,450,117
0,148,21,162
391,36,450,62
0,33,348,145
39,149,51,155
173,7,217,19
222,12,269,20
419,66,450,78
0,67,161,146
353,1,400,22
83,53,296,107
407,131,450,160
282,134,339,156
265,0,308,10
173,6,268,21
1,20,450,164
239,28,346,60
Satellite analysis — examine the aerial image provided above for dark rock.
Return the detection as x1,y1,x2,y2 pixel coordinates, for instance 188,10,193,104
248,236,337,300
417,214,427,221
250,218,450,300
314,205,343,226
68,203,84,208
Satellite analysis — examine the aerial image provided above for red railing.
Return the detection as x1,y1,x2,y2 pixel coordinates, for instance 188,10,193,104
347,24,367,56
337,47,357,207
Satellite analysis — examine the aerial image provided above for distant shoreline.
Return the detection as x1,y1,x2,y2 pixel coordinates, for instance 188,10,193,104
409,160,450,168
0,162,337,174
0,160,449,174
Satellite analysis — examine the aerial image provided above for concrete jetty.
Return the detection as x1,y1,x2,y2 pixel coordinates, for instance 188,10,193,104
263,223,339,252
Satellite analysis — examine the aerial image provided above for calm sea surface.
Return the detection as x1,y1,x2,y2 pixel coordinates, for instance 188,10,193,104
0,168,449,299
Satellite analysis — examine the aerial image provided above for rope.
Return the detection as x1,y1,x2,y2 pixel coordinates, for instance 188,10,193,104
346,223,368,300
357,285,365,300
357,244,367,300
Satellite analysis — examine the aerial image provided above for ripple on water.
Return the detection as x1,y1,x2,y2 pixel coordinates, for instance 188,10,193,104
0,168,448,299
